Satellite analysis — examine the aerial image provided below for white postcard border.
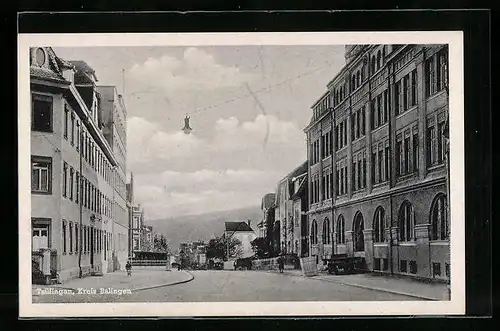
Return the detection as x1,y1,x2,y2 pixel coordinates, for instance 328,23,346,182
18,31,465,317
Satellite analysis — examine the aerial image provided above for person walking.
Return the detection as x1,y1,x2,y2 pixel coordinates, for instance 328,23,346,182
278,255,284,273
125,259,132,276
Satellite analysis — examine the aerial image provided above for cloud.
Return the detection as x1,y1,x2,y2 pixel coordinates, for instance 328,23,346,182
128,47,255,91
127,114,306,173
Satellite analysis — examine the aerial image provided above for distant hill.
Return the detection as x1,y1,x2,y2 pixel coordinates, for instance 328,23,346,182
146,205,263,252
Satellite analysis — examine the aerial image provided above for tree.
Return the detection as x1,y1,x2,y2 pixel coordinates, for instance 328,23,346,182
206,234,243,261
153,234,171,254
251,237,272,259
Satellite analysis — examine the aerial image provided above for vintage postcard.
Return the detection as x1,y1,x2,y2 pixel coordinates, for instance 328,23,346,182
18,31,465,317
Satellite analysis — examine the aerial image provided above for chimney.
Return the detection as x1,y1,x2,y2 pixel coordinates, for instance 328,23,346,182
247,220,251,227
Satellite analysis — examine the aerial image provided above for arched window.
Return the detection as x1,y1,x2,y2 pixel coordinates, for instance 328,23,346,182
353,212,365,252
399,201,415,241
311,220,318,245
430,193,448,240
356,71,361,86
373,207,386,243
322,218,331,244
371,56,376,75
336,215,345,244
377,50,382,70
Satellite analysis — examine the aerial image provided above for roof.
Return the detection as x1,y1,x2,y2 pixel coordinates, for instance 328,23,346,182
70,60,98,83
291,173,308,200
30,47,70,84
225,221,253,232
261,193,276,210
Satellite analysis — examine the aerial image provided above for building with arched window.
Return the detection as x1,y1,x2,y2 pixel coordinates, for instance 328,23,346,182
304,44,450,280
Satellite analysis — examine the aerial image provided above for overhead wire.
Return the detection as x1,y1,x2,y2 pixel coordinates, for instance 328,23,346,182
124,58,339,116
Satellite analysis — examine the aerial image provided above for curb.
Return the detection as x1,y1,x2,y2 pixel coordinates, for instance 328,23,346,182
265,270,439,301
32,271,195,296
132,271,195,292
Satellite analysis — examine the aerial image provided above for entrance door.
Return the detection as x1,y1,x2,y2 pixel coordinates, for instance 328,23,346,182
353,213,365,252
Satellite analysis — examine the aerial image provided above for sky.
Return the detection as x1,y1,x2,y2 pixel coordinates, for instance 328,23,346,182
54,45,346,220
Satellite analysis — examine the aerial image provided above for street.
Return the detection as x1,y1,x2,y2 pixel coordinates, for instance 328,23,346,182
33,270,422,303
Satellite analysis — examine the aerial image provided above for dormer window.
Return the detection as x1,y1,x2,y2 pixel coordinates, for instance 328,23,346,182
35,48,46,67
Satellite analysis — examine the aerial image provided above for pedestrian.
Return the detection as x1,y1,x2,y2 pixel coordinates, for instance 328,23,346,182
278,255,284,273
125,260,132,276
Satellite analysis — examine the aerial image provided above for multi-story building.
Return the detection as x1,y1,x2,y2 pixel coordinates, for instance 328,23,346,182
304,44,449,280
131,204,145,255
30,47,128,283
96,84,129,270
260,193,278,254
274,162,308,255
290,169,309,257
126,172,134,257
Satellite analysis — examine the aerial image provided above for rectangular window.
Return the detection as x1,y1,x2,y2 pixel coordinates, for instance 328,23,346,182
445,263,450,277
374,258,381,271
70,113,75,145
378,148,383,182
437,49,448,91
75,172,79,203
362,156,367,187
69,167,74,200
32,219,50,251
383,258,389,271
75,224,78,253
62,220,67,254
383,90,388,123
403,75,409,111
426,56,436,97
69,222,73,254
370,101,375,130
432,262,441,277
385,145,390,181
411,70,418,106
343,120,347,146
356,111,361,138
31,156,52,193
377,95,382,127
400,260,407,273
64,106,69,139
409,260,417,274
76,121,80,151
371,152,377,184
413,132,419,172
361,107,366,135
396,140,402,176
404,136,410,174
357,157,362,190
62,162,68,198
394,82,400,116
438,121,445,164
427,125,436,166
32,94,53,132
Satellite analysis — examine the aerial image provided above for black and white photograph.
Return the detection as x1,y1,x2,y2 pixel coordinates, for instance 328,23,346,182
19,32,465,317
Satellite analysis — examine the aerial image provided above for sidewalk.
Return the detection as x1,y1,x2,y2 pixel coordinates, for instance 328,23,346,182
32,268,194,296
266,269,448,301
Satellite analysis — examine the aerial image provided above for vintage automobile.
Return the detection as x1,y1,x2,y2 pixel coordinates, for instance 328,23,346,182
327,254,366,275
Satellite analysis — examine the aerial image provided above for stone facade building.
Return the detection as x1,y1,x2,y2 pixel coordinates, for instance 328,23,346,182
304,44,450,280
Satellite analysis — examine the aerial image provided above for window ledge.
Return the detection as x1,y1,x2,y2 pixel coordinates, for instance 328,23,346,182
371,122,388,134
426,89,447,102
395,105,418,119
398,241,417,246
427,163,445,172
430,240,450,245
32,190,52,195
